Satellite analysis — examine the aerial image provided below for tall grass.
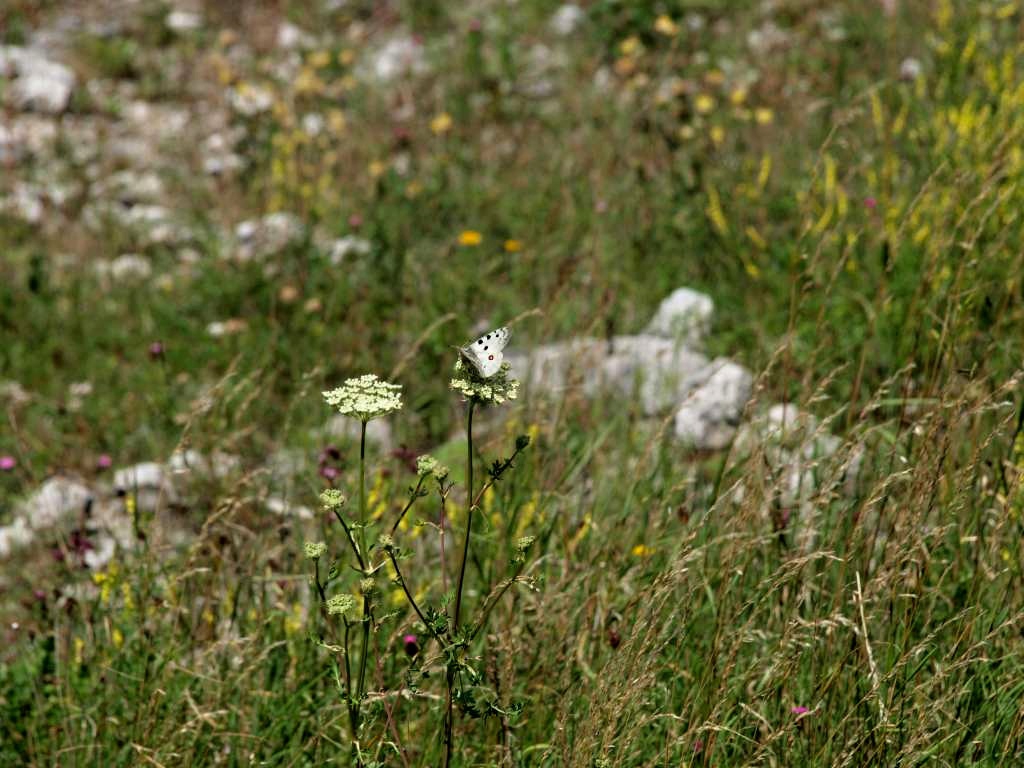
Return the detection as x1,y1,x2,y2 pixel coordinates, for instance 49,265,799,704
2,0,1024,765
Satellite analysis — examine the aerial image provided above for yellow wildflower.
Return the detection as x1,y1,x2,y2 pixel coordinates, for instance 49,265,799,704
112,628,124,649
631,544,654,558
619,36,642,56
710,125,725,145
730,87,748,106
504,239,523,252
431,112,453,134
654,15,678,36
458,230,483,246
694,93,716,114
284,603,303,636
755,107,774,125
368,160,386,178
327,109,347,133
308,50,332,69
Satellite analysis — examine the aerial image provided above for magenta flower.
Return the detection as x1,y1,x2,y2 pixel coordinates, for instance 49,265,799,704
149,341,165,359
348,213,363,229
792,705,810,715
403,633,420,657
97,454,113,470
864,196,878,210
0,456,15,471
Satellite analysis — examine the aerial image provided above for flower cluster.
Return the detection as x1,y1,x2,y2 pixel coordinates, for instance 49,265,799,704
320,489,346,509
323,374,403,421
450,357,520,405
416,454,449,480
327,593,356,616
304,541,328,560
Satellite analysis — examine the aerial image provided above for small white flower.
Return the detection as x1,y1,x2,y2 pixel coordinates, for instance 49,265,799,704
416,455,437,476
450,358,519,405
323,374,403,421
304,541,327,560
415,454,449,480
326,593,356,616
320,489,346,509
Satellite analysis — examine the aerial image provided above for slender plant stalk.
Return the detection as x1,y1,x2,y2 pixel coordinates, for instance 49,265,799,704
391,475,426,535
359,420,368,557
454,401,476,631
445,399,476,768
354,420,370,741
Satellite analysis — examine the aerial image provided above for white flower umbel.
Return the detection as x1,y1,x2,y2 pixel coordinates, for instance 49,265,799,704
326,593,356,617
450,358,520,405
323,374,403,421
304,541,327,560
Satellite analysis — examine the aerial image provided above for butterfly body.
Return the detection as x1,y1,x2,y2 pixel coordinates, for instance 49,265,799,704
460,327,510,378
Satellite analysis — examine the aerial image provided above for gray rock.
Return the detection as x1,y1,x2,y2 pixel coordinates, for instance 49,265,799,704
0,477,93,557
509,334,713,415
263,495,314,520
322,416,394,451
0,46,75,114
17,477,92,529
733,403,862,520
550,5,586,35
82,201,192,247
673,360,752,449
360,36,427,82
0,116,57,162
234,212,305,262
277,21,314,50
113,450,238,509
114,461,175,510
645,287,714,346
166,9,203,33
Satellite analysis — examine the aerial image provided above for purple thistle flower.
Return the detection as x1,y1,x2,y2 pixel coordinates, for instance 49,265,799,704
403,633,419,657
0,456,15,471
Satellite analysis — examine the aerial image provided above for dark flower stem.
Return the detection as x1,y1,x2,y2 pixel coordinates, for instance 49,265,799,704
391,475,426,535
453,401,476,631
386,550,446,647
445,399,476,768
333,508,365,571
354,420,370,740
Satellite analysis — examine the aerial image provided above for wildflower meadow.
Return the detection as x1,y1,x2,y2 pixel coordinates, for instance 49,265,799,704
2,0,1024,765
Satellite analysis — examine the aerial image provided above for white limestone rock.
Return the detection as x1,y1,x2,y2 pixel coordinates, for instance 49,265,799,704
645,287,714,346
360,36,427,83
673,360,753,449
0,46,75,114
508,334,714,416
0,477,93,557
234,212,305,262
322,416,394,450
550,5,586,36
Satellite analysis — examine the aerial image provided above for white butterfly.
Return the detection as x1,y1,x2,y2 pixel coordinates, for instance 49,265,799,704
460,326,511,378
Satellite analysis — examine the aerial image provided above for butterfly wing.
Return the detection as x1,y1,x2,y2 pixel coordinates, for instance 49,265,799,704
461,326,510,378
